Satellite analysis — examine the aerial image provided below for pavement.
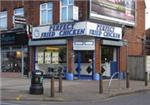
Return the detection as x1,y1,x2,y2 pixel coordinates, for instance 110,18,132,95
1,72,150,102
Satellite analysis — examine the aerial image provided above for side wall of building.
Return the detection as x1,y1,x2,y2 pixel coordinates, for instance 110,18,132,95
119,0,145,72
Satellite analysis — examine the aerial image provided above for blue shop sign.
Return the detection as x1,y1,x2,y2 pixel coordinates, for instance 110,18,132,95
32,22,122,40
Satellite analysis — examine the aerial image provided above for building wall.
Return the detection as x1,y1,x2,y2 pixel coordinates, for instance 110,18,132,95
119,0,145,72
0,0,145,55
0,0,88,30
0,0,145,74
124,0,145,56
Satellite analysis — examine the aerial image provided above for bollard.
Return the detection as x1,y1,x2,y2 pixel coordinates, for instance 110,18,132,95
99,73,103,93
126,72,130,88
48,67,55,97
58,73,63,93
51,75,55,97
145,72,148,86
58,67,63,93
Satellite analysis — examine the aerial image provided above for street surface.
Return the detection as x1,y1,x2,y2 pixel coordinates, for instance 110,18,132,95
1,91,150,105
1,73,150,105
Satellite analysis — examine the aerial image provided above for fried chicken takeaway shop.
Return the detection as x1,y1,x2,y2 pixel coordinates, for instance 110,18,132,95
29,21,123,80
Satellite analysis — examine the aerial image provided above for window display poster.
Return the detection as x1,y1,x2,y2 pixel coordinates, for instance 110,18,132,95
52,52,59,64
45,51,51,64
37,52,44,64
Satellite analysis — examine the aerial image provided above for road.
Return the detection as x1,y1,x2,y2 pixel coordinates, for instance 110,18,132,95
1,91,150,105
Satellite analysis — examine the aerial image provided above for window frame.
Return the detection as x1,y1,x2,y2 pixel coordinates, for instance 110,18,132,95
40,2,53,25
0,11,7,30
60,0,74,22
13,8,24,28
14,8,24,16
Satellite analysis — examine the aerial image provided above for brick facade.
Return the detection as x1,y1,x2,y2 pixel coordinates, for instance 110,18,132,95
0,0,145,53
119,0,145,72
95,38,101,73
67,38,73,73
0,0,145,77
0,0,88,30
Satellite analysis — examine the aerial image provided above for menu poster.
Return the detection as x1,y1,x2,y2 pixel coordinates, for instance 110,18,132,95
45,51,51,64
52,52,59,64
37,52,44,64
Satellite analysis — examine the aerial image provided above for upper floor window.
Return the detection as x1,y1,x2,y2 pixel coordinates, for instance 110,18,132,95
14,8,24,16
60,0,74,22
40,2,53,25
0,11,7,30
13,8,24,28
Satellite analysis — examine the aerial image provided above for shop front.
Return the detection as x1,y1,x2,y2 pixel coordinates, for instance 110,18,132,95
35,45,67,77
1,30,28,76
30,21,123,80
73,37,121,80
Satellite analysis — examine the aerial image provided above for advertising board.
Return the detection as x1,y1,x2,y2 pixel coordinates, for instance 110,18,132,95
90,0,135,26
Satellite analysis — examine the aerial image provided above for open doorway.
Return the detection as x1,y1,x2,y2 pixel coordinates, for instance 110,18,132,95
74,51,94,79
101,46,118,78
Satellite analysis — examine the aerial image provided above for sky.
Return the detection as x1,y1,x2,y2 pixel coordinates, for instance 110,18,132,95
145,0,150,29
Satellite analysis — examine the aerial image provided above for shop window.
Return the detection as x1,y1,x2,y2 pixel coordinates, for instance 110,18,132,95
36,46,66,64
1,46,27,73
2,51,21,72
60,0,74,22
74,51,93,63
40,2,53,25
0,11,7,30
101,47,114,63
35,46,67,74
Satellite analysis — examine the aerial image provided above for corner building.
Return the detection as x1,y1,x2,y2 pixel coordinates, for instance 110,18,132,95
0,0,145,80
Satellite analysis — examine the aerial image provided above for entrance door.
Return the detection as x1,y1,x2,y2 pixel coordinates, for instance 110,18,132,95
101,46,118,78
74,51,94,79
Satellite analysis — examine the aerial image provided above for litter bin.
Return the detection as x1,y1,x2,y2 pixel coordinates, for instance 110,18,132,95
29,70,44,95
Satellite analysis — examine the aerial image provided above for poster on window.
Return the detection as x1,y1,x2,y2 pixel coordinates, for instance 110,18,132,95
45,51,51,64
37,52,44,64
52,52,59,64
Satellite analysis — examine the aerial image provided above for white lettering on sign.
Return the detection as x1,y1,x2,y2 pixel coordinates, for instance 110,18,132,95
87,22,122,39
96,24,115,32
59,29,85,36
49,23,74,31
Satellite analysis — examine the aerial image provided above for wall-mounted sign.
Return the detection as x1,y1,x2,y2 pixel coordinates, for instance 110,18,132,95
32,22,86,39
13,15,26,25
90,0,135,26
87,22,122,39
1,31,28,45
1,35,15,44
32,21,122,40
102,39,124,46
73,37,95,50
